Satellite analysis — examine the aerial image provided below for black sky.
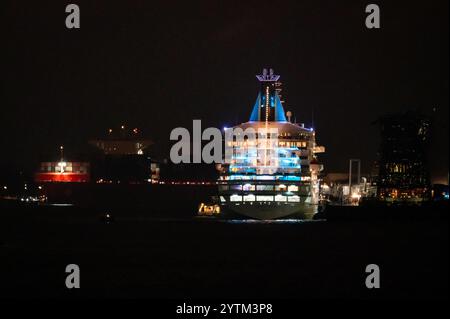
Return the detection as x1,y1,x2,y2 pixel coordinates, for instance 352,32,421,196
2,0,449,182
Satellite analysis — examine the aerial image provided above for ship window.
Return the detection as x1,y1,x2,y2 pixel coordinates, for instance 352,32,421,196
219,185,228,191
275,184,287,191
275,195,287,202
230,184,242,191
256,176,275,180
243,184,255,191
243,194,256,202
256,185,274,191
256,195,273,201
288,185,299,192
230,195,242,202
287,195,300,202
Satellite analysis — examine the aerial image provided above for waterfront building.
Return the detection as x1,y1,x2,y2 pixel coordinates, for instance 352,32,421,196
376,111,431,203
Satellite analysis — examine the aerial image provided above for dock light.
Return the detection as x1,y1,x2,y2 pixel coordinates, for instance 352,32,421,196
121,125,125,129
3,186,6,190
351,193,361,199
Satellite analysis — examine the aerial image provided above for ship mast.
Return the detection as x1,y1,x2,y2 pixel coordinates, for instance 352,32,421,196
256,68,280,169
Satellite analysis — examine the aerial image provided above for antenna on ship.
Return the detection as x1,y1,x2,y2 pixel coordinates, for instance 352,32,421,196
60,145,64,162
58,145,67,173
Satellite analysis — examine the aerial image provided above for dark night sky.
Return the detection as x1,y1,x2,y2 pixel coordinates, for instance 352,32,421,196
2,0,449,182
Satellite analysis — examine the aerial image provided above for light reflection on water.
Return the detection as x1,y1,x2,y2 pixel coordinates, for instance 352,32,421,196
221,218,324,224
47,203,74,207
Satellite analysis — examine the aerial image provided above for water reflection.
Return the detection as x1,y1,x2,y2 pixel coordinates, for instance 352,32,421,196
222,218,324,224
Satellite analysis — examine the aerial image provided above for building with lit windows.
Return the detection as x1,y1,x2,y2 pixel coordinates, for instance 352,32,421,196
376,111,431,203
216,69,325,219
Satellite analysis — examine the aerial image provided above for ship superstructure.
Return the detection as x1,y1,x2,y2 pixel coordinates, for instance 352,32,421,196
216,69,325,219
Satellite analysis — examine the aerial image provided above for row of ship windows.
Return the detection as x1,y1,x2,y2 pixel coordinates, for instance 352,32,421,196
219,184,299,192
279,142,307,147
40,167,88,173
224,194,301,202
226,141,308,148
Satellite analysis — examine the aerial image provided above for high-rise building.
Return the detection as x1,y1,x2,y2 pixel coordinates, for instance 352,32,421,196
376,111,431,203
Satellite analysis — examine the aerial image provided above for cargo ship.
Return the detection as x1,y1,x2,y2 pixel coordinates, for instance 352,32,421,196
216,69,325,219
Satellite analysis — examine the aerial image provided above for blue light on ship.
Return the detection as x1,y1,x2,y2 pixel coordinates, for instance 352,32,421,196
215,68,325,220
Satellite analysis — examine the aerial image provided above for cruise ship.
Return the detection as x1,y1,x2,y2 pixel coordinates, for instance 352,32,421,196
216,69,325,219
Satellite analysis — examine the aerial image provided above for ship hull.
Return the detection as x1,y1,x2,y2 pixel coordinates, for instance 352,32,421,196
222,202,318,220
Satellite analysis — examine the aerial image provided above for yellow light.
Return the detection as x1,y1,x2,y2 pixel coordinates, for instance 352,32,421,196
351,193,361,199
58,161,67,173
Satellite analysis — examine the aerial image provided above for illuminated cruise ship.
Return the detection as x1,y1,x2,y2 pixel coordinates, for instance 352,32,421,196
216,69,325,219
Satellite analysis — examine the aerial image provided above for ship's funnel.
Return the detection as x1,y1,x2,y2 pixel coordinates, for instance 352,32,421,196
250,69,287,122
